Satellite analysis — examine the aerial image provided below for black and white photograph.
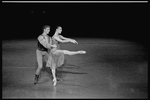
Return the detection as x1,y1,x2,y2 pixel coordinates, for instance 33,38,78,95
2,1,148,99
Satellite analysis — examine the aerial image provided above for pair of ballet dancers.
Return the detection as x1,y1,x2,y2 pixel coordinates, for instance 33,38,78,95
34,25,86,86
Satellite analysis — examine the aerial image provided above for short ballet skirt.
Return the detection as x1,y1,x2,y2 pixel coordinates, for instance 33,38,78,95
46,50,64,69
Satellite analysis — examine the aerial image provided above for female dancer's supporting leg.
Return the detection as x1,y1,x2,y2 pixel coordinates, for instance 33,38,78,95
51,68,57,86
50,50,86,86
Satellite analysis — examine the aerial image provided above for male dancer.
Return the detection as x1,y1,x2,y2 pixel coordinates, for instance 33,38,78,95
34,25,56,85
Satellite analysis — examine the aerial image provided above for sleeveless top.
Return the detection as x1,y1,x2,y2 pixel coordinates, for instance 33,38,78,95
51,36,60,52
37,35,49,52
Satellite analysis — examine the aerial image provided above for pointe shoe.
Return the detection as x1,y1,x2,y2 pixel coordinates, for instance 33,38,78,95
79,51,86,54
53,78,57,86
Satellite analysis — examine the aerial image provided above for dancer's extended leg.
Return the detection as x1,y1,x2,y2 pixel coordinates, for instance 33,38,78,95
54,50,86,55
50,50,86,86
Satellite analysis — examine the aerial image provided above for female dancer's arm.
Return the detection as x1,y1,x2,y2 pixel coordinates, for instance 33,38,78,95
54,35,78,44
53,36,70,43
59,35,78,44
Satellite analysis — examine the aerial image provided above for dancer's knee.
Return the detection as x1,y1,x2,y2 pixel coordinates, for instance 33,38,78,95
35,66,42,75
37,65,43,69
63,50,70,55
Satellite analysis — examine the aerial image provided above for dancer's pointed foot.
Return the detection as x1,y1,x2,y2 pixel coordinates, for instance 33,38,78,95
79,50,86,54
53,78,57,86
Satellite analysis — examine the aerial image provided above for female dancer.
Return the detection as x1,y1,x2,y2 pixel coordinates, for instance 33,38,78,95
49,26,79,66
46,26,86,86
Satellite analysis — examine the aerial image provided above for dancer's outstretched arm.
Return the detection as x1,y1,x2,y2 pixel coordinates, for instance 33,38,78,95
59,35,78,44
53,36,70,43
53,35,78,44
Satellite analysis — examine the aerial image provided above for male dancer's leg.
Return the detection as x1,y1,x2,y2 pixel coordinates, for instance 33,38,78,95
34,49,44,85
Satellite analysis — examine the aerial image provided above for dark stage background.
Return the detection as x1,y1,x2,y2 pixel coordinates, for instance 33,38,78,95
2,3,148,47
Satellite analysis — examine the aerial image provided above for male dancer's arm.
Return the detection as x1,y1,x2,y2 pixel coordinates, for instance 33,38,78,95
38,36,56,49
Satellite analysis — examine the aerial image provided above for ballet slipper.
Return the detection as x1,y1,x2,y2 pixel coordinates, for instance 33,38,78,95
79,51,86,54
53,78,57,86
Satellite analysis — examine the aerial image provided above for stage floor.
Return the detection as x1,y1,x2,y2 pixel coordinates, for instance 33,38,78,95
2,38,148,98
